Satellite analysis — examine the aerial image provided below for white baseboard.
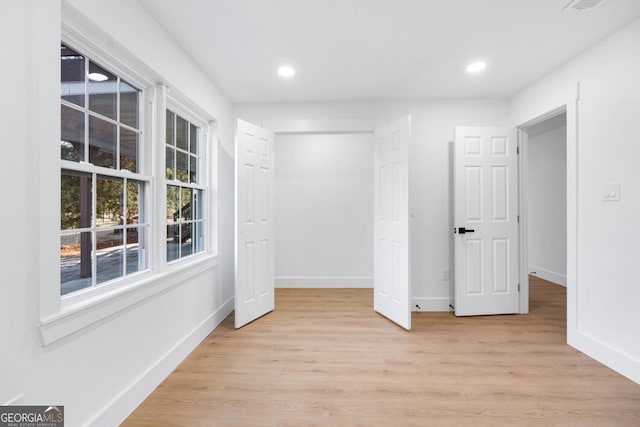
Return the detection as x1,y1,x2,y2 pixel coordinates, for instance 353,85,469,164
570,329,640,385
412,297,451,312
275,276,373,288
529,265,566,286
88,297,234,427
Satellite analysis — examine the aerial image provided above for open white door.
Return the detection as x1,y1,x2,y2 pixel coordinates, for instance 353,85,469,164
374,116,411,330
235,119,275,328
454,127,519,316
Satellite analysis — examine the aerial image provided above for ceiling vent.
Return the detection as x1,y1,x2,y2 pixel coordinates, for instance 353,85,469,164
562,0,608,12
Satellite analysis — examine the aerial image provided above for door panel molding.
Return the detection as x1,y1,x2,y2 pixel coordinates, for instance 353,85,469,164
374,116,411,329
235,119,275,328
454,126,519,316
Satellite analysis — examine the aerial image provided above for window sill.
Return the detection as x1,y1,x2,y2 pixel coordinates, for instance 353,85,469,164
39,253,219,346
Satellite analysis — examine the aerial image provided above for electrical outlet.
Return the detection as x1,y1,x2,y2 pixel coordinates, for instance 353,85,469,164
442,268,449,281
602,183,620,201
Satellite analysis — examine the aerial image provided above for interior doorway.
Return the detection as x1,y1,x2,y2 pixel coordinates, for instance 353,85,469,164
518,105,578,320
235,117,413,329
274,132,374,289
524,112,567,287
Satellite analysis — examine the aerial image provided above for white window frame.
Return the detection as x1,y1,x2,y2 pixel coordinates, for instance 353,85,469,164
57,33,157,303
164,102,209,264
60,40,152,302
38,12,219,346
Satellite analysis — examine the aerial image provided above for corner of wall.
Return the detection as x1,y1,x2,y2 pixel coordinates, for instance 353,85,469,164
569,330,640,385
88,298,234,426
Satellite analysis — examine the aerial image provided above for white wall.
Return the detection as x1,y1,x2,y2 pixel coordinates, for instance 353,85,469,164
235,100,510,310
527,115,567,286
275,133,373,288
0,1,235,425
511,17,640,384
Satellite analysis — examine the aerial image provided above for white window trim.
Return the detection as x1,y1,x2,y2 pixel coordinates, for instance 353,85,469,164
59,38,152,302
164,98,211,264
38,8,219,346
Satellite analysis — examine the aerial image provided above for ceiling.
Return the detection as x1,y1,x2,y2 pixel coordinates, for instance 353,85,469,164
137,0,640,103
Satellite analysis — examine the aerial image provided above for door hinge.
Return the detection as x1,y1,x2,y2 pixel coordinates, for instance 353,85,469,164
517,215,520,223
518,283,521,292
517,146,520,155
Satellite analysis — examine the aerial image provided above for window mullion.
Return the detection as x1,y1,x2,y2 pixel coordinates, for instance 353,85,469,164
91,171,97,288
123,177,128,276
155,84,169,269
165,180,202,190
179,186,183,259
83,57,89,163
62,159,150,181
187,124,191,182
116,76,121,170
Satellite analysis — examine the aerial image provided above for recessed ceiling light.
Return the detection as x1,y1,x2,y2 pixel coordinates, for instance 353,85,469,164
88,72,108,82
278,66,295,78
466,61,487,73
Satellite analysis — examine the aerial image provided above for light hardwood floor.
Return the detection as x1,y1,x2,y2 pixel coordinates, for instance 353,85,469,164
124,277,640,426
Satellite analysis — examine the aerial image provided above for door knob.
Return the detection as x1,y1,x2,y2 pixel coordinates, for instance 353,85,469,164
457,227,475,234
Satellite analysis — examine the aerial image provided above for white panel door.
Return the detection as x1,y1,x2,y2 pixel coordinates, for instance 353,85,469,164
235,119,275,328
374,116,411,330
454,127,519,316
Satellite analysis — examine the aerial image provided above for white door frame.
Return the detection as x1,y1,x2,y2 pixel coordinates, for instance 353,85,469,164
517,105,567,314
271,126,377,290
515,84,579,340
261,118,413,326
262,119,382,290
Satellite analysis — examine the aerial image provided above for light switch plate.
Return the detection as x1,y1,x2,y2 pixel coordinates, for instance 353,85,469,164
602,183,620,201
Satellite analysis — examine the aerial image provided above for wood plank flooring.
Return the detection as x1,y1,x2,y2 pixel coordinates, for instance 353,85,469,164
124,277,640,426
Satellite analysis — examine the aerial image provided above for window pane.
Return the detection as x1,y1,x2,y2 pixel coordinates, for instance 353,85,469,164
61,232,92,295
181,188,193,221
193,191,204,254
176,115,188,151
194,220,204,253
61,105,85,162
126,181,140,224
120,128,138,173
97,176,123,227
181,223,194,257
120,80,139,128
89,116,117,168
189,124,198,154
166,111,175,146
96,229,124,284
166,147,174,180
88,61,117,120
176,151,188,182
193,189,203,221
189,155,197,183
166,224,179,262
126,226,146,274
61,171,92,230
60,44,85,107
166,185,179,223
